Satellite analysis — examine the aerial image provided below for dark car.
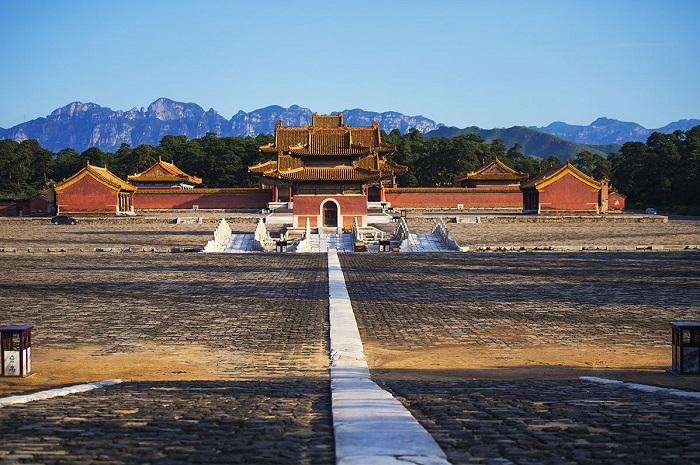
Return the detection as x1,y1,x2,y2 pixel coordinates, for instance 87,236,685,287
51,215,80,225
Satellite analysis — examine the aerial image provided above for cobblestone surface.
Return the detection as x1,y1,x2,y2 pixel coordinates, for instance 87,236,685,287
378,377,700,465
339,252,700,347
0,253,329,376
445,220,700,247
0,379,333,465
0,222,256,250
0,253,333,464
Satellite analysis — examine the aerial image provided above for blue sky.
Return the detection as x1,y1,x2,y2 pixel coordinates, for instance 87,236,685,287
1,0,698,129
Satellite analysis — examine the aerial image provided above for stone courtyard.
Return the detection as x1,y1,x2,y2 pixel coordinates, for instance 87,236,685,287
0,223,699,464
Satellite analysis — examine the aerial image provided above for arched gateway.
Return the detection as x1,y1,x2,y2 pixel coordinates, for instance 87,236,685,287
322,200,338,227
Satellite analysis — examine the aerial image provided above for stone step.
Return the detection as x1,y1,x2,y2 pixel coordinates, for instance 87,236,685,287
224,234,256,253
405,233,454,252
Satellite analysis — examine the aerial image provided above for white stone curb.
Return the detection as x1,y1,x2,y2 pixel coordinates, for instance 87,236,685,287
0,379,123,407
327,251,451,465
580,376,700,400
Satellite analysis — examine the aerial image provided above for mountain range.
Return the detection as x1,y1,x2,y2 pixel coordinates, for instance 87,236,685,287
535,117,700,145
0,98,697,160
424,126,615,161
0,98,441,153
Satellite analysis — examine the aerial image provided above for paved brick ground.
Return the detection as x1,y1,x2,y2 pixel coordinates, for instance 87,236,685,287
0,254,328,375
378,377,700,465
0,221,257,250
0,380,333,465
444,220,700,248
342,252,700,464
340,252,700,348
0,253,333,464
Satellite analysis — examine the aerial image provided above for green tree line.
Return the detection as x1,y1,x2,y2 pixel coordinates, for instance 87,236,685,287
1,127,698,212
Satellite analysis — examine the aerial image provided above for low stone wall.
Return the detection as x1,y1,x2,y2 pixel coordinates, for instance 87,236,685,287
475,214,668,224
0,216,260,225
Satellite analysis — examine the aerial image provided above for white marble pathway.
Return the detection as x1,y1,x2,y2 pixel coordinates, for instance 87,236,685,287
307,233,354,253
327,250,451,465
405,233,455,253
224,233,256,253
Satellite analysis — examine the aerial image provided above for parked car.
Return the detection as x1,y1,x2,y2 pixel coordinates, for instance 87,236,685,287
51,215,80,225
645,208,658,215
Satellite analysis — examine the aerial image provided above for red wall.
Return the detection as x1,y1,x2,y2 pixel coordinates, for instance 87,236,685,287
0,201,18,216
385,188,522,208
539,174,599,212
293,194,367,227
57,175,120,214
134,189,271,210
609,192,626,211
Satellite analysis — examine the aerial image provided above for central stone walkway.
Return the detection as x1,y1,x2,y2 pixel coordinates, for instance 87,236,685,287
327,250,450,465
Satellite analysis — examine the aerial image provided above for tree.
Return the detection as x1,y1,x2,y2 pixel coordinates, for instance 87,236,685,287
573,150,611,180
539,156,561,173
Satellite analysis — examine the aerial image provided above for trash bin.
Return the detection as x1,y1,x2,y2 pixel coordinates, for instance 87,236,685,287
670,321,700,374
1,325,33,377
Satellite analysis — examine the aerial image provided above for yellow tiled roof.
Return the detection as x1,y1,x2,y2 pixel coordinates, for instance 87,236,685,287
458,157,528,182
55,163,137,192
521,162,601,191
128,158,202,185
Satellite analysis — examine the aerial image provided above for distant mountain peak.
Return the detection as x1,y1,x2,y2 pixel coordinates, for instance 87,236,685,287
0,99,443,152
146,98,205,121
50,101,103,117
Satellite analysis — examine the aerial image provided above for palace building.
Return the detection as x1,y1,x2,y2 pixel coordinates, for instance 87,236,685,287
456,157,528,189
521,162,602,214
249,113,406,228
128,157,203,190
54,162,136,214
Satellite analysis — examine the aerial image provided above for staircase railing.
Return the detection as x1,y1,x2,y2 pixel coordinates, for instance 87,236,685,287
295,218,312,252
253,218,275,251
431,218,462,251
351,217,364,243
203,218,232,252
393,217,411,252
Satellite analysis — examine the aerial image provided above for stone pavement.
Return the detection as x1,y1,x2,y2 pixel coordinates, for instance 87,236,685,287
376,377,700,465
0,254,329,376
0,380,333,465
339,252,700,348
2,251,700,464
0,253,334,464
446,220,700,248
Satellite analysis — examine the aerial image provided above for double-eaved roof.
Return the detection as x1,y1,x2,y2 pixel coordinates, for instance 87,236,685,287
251,112,406,183
128,158,202,185
55,162,136,192
521,161,601,191
260,112,396,156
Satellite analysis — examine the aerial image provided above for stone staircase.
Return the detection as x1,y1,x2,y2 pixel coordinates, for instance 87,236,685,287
404,233,456,252
304,233,354,253
224,233,256,253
